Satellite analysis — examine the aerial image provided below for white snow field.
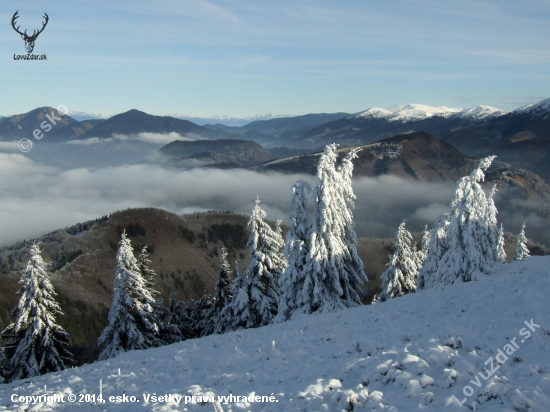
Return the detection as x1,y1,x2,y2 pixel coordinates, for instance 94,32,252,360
2,257,550,411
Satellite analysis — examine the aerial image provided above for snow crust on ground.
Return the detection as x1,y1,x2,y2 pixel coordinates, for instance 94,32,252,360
1,257,549,411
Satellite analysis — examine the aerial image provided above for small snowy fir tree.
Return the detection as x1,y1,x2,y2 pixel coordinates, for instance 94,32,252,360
300,144,367,314
417,225,430,266
497,223,507,264
138,246,179,344
273,219,288,277
486,184,504,265
98,232,163,360
513,223,530,261
379,221,419,302
204,247,234,334
1,244,72,382
229,198,285,329
276,180,312,322
419,156,502,288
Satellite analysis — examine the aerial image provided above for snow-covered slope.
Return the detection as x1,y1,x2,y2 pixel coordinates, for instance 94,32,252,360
350,104,507,123
386,104,463,121
451,105,508,121
351,104,463,122
514,98,550,116
2,257,549,411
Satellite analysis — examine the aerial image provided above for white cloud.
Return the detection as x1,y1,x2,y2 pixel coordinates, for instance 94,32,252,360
66,132,203,146
0,155,548,247
0,142,21,152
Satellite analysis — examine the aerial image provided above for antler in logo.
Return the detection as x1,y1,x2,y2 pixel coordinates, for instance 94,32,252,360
11,11,49,54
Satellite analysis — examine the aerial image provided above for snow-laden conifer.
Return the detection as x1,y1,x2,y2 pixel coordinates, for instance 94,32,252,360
485,184,503,265
98,232,162,360
204,247,234,334
184,291,214,338
337,149,368,297
419,156,502,288
417,214,450,290
513,223,530,261
228,198,285,329
379,221,419,302
300,145,367,314
497,224,507,264
166,293,193,341
276,180,312,322
138,246,178,344
417,225,430,265
273,219,288,277
1,244,72,382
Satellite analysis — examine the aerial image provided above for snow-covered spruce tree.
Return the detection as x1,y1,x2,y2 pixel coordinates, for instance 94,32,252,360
497,223,507,264
486,184,505,265
1,244,72,382
418,214,451,289
513,223,530,261
183,291,213,338
379,221,419,302
338,149,367,287
300,144,368,314
98,232,163,360
419,156,502,288
138,246,179,344
204,247,233,334
166,293,193,341
416,225,430,266
276,180,312,322
273,219,288,278
219,262,242,333
229,198,286,329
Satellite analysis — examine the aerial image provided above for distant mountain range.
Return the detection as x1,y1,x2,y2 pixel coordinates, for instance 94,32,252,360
202,112,351,141
169,113,293,127
2,98,550,181
57,112,297,126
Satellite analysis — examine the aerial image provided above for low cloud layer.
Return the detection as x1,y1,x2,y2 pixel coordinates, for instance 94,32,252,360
0,153,548,249
67,132,203,146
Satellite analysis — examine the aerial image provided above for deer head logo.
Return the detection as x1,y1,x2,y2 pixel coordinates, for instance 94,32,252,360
11,11,49,54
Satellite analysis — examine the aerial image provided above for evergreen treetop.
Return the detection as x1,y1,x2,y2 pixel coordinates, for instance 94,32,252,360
379,221,419,302
1,244,72,382
513,223,530,261
98,232,163,360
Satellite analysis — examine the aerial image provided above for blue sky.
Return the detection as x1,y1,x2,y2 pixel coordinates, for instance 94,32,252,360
1,0,549,117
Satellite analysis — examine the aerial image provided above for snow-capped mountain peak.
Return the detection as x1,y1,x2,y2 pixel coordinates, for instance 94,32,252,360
351,104,463,122
351,107,393,120
386,104,463,121
514,97,550,115
452,105,508,121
